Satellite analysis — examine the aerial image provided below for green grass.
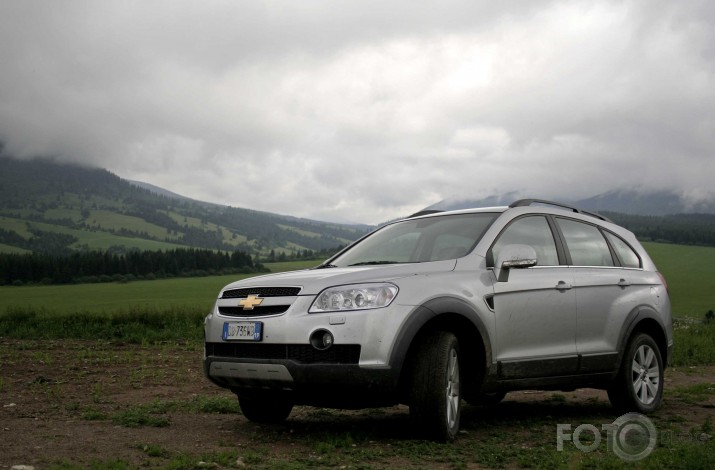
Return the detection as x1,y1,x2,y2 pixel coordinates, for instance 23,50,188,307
669,383,715,404
671,319,715,366
0,242,31,254
643,242,715,317
0,215,33,238
84,396,241,429
0,307,206,342
0,262,311,342
0,273,267,314
0,215,191,252
44,208,83,223
278,224,322,238
112,407,170,428
87,210,179,241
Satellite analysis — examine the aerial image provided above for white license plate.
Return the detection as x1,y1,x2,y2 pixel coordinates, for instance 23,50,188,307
222,321,263,341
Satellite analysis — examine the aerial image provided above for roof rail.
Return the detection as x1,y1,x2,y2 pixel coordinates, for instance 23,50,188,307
509,199,612,223
407,209,443,218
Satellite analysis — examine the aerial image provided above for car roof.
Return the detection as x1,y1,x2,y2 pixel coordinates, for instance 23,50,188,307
407,206,508,219
407,199,613,224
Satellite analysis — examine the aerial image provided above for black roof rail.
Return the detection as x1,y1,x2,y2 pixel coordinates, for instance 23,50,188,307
509,199,612,223
407,209,443,218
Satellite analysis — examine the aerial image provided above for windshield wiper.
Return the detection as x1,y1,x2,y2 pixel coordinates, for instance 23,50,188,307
315,263,338,269
348,261,400,266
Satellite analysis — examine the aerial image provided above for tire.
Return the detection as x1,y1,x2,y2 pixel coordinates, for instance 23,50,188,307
607,333,664,413
409,331,462,441
238,393,294,424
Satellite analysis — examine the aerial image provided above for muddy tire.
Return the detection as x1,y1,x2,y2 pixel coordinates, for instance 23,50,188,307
409,331,462,441
607,333,663,413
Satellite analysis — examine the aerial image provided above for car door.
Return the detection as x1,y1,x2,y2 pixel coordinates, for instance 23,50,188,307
490,215,578,379
554,218,640,373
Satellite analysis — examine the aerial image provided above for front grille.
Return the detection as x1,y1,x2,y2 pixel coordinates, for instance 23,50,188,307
218,305,290,316
221,287,302,299
206,342,361,365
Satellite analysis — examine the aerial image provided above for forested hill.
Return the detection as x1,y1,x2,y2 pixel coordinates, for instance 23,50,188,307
605,212,715,247
0,156,368,256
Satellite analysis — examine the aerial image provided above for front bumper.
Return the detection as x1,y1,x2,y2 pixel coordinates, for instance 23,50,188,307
204,355,400,408
204,291,420,407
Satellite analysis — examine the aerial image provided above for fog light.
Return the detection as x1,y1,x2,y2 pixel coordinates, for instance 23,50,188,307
310,329,334,351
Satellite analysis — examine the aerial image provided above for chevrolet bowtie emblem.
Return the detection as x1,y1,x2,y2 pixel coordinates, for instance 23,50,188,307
239,295,264,310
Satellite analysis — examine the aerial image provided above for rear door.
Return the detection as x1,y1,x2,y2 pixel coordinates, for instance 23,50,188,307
554,218,641,373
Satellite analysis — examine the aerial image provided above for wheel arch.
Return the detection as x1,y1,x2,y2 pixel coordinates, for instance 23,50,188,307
617,306,670,369
391,297,493,402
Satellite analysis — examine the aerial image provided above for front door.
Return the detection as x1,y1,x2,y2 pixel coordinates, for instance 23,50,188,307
490,215,578,378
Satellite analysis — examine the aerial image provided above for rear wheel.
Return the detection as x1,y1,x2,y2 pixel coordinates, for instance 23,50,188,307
238,393,294,423
608,333,663,413
409,331,462,441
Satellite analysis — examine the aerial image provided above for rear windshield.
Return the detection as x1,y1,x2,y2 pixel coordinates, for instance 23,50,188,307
329,213,498,267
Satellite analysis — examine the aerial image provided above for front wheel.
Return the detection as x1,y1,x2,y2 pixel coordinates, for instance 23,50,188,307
409,331,462,441
238,393,294,423
607,333,664,413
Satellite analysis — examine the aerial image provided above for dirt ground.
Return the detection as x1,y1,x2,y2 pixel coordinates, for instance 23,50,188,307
1,339,713,469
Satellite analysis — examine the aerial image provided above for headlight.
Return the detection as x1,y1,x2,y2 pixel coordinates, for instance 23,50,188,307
309,283,398,313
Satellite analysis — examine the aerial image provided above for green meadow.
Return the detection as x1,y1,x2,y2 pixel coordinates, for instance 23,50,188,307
642,242,715,316
0,245,713,365
0,215,190,252
0,261,318,315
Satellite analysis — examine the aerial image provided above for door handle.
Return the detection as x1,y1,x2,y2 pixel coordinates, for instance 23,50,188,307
618,279,631,288
555,281,572,291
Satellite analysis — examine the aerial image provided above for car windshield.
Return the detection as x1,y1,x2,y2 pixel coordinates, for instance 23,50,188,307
328,213,498,267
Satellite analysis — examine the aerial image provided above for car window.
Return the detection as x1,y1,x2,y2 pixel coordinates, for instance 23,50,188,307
330,213,498,267
374,232,421,263
491,216,559,266
604,231,641,268
430,233,475,260
557,218,614,267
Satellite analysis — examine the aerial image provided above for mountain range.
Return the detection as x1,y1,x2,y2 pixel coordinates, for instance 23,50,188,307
424,190,715,217
0,156,369,256
2,155,715,256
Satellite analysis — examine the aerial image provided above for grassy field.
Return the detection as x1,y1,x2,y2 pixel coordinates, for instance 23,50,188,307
0,261,317,315
642,242,715,316
0,215,191,253
0,242,30,254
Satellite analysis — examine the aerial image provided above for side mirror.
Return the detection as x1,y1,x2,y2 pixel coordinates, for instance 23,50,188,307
494,244,538,282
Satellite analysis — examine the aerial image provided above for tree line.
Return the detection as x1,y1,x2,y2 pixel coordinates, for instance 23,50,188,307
0,248,264,286
606,212,715,247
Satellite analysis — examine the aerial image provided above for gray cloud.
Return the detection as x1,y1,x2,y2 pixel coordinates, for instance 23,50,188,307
1,0,714,224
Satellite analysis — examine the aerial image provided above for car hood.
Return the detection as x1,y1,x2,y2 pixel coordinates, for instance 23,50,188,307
220,260,457,296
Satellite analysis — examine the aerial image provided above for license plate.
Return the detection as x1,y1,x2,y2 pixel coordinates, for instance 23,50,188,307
222,321,263,341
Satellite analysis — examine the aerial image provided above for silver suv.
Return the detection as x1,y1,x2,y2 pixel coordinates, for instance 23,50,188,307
204,200,673,440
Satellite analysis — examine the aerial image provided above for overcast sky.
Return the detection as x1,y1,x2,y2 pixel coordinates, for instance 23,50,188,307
1,0,713,224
